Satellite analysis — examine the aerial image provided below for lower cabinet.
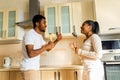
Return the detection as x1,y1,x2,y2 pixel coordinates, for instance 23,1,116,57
41,70,68,80
0,68,86,80
0,71,9,80
41,70,57,80
77,69,84,80
63,69,75,80
66,69,84,80
9,71,23,80
41,69,83,80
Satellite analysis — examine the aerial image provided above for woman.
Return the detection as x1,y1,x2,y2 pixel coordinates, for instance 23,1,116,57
74,20,104,80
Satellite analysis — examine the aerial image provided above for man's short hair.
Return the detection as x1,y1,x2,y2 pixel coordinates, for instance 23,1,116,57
32,14,45,28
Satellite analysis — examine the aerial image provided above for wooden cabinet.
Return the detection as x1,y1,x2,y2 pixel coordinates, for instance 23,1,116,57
58,70,67,80
66,69,76,80
0,71,9,80
44,1,94,38
66,69,85,80
41,70,57,80
94,0,120,34
41,69,84,80
0,68,86,80
41,70,68,80
76,69,84,80
0,9,24,42
9,71,23,80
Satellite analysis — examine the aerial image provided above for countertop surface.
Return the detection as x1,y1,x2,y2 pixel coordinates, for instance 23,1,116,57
0,65,84,71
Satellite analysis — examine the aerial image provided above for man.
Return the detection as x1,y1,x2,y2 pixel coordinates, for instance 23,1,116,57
20,14,62,80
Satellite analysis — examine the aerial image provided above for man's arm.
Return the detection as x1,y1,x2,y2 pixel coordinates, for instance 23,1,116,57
26,42,54,58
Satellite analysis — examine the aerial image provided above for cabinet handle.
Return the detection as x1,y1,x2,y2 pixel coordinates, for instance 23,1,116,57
54,72,57,80
58,72,60,80
56,26,61,33
2,30,4,38
55,26,58,33
58,26,61,33
2,30,6,38
74,71,78,80
4,30,7,38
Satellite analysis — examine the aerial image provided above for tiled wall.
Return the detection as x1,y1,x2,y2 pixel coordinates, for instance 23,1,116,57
0,43,23,67
1,33,119,67
0,36,85,67
40,37,85,66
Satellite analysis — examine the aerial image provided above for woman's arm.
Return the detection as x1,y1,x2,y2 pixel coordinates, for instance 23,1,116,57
78,35,103,60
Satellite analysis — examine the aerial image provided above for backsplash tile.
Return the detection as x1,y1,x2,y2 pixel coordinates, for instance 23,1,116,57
0,36,85,67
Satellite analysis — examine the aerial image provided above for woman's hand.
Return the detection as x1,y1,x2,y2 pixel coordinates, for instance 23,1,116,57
70,42,78,54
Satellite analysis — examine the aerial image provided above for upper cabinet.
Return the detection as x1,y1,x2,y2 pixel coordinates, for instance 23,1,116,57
0,9,24,42
44,1,94,38
44,3,72,37
0,10,5,39
94,0,120,34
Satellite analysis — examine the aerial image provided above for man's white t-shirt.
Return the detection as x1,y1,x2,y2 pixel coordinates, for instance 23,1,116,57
21,29,46,70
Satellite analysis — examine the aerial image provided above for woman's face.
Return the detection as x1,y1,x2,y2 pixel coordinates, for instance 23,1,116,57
81,23,92,35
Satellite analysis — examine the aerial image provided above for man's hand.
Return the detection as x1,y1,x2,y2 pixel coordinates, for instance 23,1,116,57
44,41,55,51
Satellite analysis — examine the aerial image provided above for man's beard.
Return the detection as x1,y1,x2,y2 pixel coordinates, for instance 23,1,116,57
40,29,45,32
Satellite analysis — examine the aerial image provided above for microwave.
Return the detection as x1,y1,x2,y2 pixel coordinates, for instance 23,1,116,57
102,39,120,53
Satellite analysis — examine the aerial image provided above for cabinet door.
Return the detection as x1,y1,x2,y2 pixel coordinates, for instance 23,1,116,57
95,0,120,34
45,5,58,37
0,71,9,80
41,70,57,80
76,69,84,80
59,69,77,80
44,3,72,37
0,10,6,39
58,70,67,80
66,69,76,80
72,1,95,35
71,2,82,35
0,11,4,39
6,10,16,39
0,9,24,42
59,3,72,35
10,71,23,80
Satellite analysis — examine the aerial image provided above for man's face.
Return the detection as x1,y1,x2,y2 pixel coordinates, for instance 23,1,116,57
38,19,47,32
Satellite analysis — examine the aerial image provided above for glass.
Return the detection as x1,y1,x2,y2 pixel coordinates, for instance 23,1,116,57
8,11,16,37
105,64,120,80
47,7,56,34
102,40,120,50
61,6,70,33
0,12,3,38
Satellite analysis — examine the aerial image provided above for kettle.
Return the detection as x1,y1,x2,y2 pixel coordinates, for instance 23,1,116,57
3,57,12,68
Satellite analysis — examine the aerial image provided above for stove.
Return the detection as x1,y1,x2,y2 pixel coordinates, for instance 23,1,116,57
102,53,120,80
102,53,120,62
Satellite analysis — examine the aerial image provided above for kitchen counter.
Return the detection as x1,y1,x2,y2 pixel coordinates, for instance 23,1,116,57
0,65,84,71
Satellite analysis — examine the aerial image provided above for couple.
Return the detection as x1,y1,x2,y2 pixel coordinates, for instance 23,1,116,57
20,14,104,80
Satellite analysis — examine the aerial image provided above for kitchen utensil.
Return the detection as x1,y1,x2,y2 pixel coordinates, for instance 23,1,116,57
49,33,53,42
3,57,12,68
